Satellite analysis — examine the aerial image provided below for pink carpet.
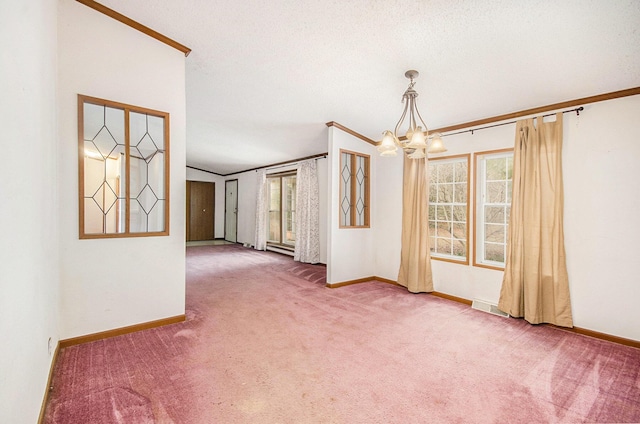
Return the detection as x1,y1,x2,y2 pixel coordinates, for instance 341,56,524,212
45,244,640,423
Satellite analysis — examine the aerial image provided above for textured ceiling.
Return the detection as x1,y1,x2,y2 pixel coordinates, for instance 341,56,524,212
98,0,640,175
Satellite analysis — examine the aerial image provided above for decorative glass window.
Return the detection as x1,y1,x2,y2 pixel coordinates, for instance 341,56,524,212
267,173,296,246
474,149,513,269
339,150,370,228
79,95,169,238
428,155,470,263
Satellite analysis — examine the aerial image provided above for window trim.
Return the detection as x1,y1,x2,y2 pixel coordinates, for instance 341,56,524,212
472,148,514,270
266,171,296,247
78,94,170,239
428,153,471,265
339,149,370,229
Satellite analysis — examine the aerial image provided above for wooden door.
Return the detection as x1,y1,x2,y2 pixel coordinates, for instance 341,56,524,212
186,181,215,241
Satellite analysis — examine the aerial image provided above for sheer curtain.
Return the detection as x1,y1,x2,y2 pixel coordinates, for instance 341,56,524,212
397,155,433,293
294,159,320,263
254,169,267,251
498,113,573,327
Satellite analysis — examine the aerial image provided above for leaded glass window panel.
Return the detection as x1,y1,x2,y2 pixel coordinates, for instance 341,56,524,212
79,95,169,239
339,150,369,228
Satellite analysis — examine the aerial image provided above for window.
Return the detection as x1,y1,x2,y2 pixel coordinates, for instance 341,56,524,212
428,155,470,263
339,150,370,227
79,95,169,238
267,173,296,247
474,149,513,269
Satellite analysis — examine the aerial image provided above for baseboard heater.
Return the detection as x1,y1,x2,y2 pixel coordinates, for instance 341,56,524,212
471,299,509,318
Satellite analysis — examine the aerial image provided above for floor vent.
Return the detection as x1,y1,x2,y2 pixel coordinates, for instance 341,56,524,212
471,299,509,318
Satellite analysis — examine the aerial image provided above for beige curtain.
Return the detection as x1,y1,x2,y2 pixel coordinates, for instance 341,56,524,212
498,113,573,327
397,155,433,293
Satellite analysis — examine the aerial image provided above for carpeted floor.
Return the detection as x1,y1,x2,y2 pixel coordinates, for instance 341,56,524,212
44,244,640,423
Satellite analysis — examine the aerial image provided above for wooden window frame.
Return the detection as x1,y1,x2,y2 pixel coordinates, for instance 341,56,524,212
339,149,370,229
428,154,471,265
78,94,170,239
473,148,513,270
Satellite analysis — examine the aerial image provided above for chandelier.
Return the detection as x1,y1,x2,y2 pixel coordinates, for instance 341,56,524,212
377,70,447,159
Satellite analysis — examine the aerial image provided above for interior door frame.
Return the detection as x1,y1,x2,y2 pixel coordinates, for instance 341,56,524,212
224,179,238,243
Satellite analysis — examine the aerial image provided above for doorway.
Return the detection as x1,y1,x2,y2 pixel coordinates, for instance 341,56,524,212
225,179,238,243
186,181,215,241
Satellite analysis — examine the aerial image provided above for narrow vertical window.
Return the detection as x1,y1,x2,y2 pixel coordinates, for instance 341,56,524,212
267,173,296,247
474,149,513,269
428,155,470,263
339,150,370,228
79,95,170,238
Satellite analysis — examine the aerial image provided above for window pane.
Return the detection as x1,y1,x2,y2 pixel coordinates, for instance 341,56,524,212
484,242,505,263
429,184,437,203
454,161,467,182
438,183,453,203
268,178,281,242
437,205,451,220
453,240,466,257
454,183,467,203
486,157,506,180
485,224,505,243
452,223,466,239
428,205,435,220
437,162,454,183
486,181,506,203
428,221,436,237
355,155,366,226
453,205,466,222
340,152,352,226
282,176,296,245
485,206,505,224
437,238,452,255
437,221,451,237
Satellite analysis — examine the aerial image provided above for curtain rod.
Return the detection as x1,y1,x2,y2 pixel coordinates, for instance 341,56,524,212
262,155,327,172
441,107,584,138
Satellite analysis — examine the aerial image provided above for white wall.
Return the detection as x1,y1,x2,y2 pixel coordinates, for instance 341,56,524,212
0,1,60,423
57,0,187,338
327,127,378,283
371,95,640,341
186,168,226,238
563,96,640,340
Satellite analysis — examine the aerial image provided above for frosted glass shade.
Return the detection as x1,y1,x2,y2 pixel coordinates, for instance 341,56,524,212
381,149,398,157
427,134,447,153
407,148,426,159
377,130,398,154
407,126,427,149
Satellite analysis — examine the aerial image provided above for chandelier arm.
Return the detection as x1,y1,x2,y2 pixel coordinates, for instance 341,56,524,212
414,104,429,135
394,99,410,141
408,96,417,131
